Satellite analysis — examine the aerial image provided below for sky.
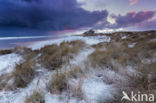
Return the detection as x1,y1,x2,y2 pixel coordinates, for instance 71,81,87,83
0,0,156,36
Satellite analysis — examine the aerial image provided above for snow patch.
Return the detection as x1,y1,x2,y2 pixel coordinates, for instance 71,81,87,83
69,47,94,65
149,38,156,42
0,69,53,103
128,43,136,48
82,77,114,103
45,93,85,103
152,52,156,62
121,36,127,39
141,59,152,64
0,53,22,76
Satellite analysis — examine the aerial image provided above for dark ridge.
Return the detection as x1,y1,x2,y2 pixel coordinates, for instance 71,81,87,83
0,49,13,55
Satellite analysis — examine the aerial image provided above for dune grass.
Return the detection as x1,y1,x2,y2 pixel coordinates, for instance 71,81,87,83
0,49,13,55
12,59,35,88
39,40,85,70
26,90,45,103
48,72,68,94
89,31,156,102
48,65,83,95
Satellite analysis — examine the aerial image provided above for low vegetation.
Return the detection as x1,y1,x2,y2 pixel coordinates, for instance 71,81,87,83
0,30,156,103
49,72,68,94
89,30,156,102
0,74,12,90
0,49,13,55
26,90,45,103
12,59,35,88
48,65,83,97
39,40,85,70
7,40,85,89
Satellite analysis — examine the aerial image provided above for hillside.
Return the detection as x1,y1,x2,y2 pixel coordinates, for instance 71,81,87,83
0,30,156,103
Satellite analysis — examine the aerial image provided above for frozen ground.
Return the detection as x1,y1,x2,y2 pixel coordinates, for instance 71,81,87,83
0,35,114,103
0,32,155,103
0,53,22,76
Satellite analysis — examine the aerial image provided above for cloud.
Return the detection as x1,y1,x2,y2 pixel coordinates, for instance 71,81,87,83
138,18,156,30
77,0,106,12
112,11,156,28
0,0,108,31
128,0,139,6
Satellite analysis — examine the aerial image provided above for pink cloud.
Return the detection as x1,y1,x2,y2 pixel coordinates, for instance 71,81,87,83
128,0,139,6
114,11,156,27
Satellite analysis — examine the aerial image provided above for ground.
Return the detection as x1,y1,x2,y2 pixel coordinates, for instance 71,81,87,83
0,31,156,103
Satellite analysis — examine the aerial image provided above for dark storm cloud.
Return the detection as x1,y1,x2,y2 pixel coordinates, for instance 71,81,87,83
0,0,108,30
113,11,156,27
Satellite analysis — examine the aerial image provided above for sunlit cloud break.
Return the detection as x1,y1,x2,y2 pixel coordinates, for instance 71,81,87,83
128,0,139,6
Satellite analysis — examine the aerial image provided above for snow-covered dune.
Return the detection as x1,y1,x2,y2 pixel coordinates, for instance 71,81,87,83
29,35,111,50
0,31,155,103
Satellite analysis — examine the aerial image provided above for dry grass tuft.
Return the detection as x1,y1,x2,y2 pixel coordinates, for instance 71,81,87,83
39,40,85,70
48,65,83,94
0,74,12,90
0,49,13,55
67,65,83,79
14,47,39,60
39,44,63,70
49,72,68,94
12,60,35,88
26,90,45,103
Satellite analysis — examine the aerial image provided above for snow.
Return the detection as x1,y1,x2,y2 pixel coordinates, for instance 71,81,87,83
126,65,138,75
45,94,61,103
0,69,53,103
149,38,156,42
0,33,152,103
60,46,117,103
69,47,94,65
0,35,117,103
29,35,111,50
0,47,95,103
128,43,136,48
141,59,152,64
45,93,85,103
0,53,22,76
82,77,115,103
96,69,125,84
152,52,156,62
121,36,127,39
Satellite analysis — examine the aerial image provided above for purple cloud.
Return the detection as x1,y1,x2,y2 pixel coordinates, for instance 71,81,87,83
113,11,156,28
138,19,156,30
0,0,108,31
